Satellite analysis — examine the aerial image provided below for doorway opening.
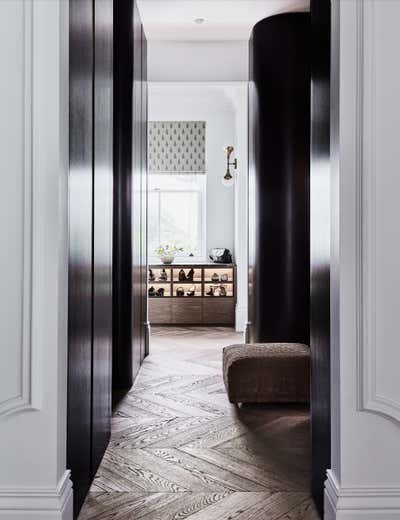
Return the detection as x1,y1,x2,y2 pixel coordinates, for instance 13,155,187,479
74,0,330,519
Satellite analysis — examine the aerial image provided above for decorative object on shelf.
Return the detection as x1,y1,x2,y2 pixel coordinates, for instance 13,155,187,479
155,243,183,265
219,285,227,297
222,145,237,187
156,288,165,297
211,272,220,282
221,273,229,282
206,286,215,296
148,268,155,282
209,248,232,264
148,286,156,297
186,268,194,281
159,268,168,281
187,286,196,297
178,269,187,281
176,286,185,297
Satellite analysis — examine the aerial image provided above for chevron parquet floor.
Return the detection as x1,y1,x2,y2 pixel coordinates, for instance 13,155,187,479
79,327,319,520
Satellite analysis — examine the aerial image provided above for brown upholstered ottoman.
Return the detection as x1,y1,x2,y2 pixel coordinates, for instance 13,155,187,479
222,343,310,404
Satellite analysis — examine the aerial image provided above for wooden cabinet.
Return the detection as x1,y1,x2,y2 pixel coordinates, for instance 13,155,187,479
148,264,236,325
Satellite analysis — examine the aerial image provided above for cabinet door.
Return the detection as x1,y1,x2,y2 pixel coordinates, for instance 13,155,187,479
92,0,113,478
68,0,93,513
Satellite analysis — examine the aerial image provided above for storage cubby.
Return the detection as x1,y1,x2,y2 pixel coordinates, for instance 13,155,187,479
172,267,202,282
148,263,236,325
204,283,234,298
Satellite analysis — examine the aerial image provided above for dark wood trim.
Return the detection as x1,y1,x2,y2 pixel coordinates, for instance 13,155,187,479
310,0,331,515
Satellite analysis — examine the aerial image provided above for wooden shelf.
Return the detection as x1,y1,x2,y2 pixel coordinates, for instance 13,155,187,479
148,263,236,325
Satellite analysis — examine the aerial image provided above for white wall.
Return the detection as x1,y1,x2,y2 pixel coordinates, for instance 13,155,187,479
327,1,400,518
148,41,249,82
0,1,72,518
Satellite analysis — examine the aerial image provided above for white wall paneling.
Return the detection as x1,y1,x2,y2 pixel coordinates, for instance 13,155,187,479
0,0,72,518
0,0,34,418
328,0,400,517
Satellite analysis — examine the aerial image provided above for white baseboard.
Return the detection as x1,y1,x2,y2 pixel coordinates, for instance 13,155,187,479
235,305,248,334
0,471,73,520
325,470,400,519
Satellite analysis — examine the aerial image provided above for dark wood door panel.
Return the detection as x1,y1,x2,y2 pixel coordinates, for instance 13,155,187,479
92,0,113,478
68,0,93,513
113,0,147,389
132,0,143,380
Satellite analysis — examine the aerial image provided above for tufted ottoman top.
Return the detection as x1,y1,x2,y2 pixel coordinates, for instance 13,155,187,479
222,343,310,404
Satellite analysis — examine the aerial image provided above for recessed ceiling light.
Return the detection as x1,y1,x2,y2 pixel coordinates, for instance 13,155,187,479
194,17,206,24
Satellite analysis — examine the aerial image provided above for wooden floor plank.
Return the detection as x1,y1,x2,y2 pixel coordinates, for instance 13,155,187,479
79,327,318,519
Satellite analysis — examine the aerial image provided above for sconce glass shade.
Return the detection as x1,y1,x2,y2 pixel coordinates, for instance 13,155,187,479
222,172,234,187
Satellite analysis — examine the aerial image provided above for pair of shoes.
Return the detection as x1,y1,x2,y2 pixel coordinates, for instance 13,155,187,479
148,286,165,297
178,268,195,282
206,286,215,296
176,286,184,297
211,272,220,282
219,285,227,297
159,268,168,281
148,268,155,282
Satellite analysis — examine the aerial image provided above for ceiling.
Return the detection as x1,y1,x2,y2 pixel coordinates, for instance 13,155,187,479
136,0,310,41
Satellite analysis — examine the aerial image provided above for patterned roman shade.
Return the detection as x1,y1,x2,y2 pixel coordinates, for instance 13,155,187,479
148,121,206,174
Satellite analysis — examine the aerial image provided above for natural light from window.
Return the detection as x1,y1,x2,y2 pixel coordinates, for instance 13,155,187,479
148,174,206,261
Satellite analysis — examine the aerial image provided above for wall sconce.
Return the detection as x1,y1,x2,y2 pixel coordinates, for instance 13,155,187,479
222,146,237,187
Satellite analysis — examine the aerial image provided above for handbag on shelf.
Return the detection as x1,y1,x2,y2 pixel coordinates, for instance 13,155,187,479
209,248,232,264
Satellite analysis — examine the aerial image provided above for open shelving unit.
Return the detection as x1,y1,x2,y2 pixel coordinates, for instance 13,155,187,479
148,263,236,325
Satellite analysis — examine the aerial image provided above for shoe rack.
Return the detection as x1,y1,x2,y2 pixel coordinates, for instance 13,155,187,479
148,263,236,325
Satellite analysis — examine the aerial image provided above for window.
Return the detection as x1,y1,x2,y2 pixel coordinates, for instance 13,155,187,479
148,174,206,261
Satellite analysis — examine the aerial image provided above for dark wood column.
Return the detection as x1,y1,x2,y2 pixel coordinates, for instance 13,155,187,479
248,13,311,346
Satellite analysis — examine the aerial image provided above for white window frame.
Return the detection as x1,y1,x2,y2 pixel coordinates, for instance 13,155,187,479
148,176,207,263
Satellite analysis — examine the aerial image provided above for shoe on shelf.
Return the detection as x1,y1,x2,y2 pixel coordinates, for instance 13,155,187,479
156,287,165,297
176,286,184,297
186,268,194,281
221,273,229,282
148,268,155,282
148,286,156,297
178,269,187,282
206,286,214,296
187,286,195,297
159,268,168,281
219,285,227,297
211,272,220,282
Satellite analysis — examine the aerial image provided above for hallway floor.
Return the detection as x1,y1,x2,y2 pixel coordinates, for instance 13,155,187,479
79,327,319,519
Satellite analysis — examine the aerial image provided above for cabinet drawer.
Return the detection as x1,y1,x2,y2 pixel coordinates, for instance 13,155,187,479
171,299,202,324
203,298,235,325
149,298,172,324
